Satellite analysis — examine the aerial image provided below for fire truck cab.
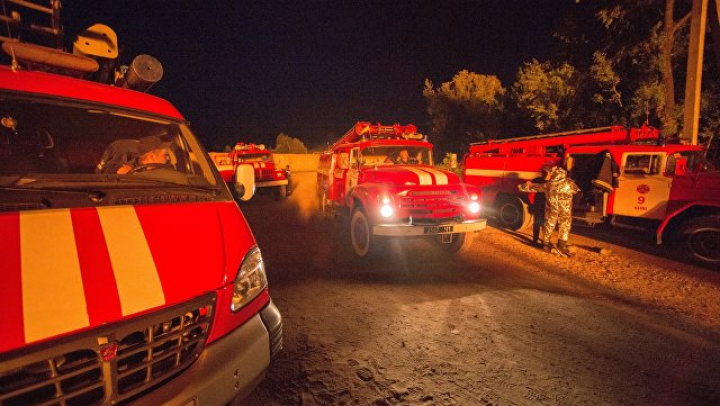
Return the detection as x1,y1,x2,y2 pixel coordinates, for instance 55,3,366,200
0,3,281,405
318,122,486,257
463,126,720,266
212,143,290,200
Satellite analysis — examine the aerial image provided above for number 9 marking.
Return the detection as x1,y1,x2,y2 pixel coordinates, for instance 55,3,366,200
637,196,646,205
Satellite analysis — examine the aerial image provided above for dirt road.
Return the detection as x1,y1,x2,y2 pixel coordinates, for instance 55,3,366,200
242,172,720,406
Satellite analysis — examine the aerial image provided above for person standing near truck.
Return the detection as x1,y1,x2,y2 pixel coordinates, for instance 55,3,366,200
525,165,552,247
519,159,580,256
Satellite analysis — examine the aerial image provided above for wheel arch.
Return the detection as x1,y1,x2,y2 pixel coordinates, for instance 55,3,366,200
658,203,720,244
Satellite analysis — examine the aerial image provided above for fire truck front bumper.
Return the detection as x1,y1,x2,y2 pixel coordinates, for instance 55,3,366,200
372,218,487,237
256,179,289,188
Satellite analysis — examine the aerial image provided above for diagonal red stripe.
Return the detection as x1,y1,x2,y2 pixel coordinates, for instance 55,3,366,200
71,208,122,326
0,213,25,352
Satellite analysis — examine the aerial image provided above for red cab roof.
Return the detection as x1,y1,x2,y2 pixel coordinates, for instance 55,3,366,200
0,66,183,119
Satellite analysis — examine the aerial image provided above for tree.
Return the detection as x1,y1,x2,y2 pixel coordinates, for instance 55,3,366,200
272,133,308,154
423,70,505,152
511,60,578,132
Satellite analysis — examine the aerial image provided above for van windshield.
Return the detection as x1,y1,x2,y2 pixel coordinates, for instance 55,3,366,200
0,94,220,191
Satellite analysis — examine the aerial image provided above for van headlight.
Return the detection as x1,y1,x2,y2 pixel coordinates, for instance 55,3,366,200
231,246,268,312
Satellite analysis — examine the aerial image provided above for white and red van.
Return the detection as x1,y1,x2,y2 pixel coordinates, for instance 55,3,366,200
0,11,281,406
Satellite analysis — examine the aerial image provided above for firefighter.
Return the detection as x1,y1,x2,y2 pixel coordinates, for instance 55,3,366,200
97,135,171,174
526,165,552,246
519,160,580,256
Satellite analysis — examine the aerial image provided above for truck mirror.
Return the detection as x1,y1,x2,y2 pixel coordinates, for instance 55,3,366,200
234,164,255,201
339,152,349,170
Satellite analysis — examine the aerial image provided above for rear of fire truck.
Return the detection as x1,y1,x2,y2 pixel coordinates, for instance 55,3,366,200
0,3,281,405
318,122,487,257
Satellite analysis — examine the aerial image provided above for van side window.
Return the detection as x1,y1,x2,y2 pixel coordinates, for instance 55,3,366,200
624,154,661,175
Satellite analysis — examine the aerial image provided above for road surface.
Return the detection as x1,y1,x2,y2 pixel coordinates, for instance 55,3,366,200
242,172,720,406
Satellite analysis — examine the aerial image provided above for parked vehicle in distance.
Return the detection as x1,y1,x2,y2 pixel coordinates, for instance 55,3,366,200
318,122,486,257
211,143,291,200
463,125,720,266
0,3,281,405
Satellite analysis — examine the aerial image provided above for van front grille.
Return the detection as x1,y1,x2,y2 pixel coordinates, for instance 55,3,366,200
0,295,214,406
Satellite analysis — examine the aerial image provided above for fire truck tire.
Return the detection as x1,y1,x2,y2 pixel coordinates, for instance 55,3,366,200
350,208,377,258
434,232,475,254
276,185,287,200
496,196,532,231
678,215,720,265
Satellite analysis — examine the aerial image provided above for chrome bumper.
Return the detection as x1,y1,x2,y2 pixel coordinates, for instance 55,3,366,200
256,179,289,187
373,218,487,237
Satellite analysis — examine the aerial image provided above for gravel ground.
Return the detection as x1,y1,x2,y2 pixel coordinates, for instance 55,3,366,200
240,172,720,406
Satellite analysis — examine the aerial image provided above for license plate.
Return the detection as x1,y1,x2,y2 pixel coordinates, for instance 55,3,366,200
424,225,453,234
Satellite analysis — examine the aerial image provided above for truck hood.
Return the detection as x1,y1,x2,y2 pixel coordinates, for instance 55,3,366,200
0,201,253,353
361,165,461,186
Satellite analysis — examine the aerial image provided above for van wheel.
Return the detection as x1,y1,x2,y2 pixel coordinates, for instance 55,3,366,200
496,196,532,230
276,185,287,200
434,232,475,254
350,208,376,258
679,215,720,266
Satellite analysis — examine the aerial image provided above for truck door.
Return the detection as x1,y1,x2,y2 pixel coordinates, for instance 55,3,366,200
346,147,360,195
333,151,348,204
612,153,671,220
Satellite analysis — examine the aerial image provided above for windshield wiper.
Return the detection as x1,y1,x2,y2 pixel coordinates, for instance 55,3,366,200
0,185,107,203
108,177,220,195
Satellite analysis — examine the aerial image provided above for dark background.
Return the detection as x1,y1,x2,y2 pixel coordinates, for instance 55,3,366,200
60,1,574,150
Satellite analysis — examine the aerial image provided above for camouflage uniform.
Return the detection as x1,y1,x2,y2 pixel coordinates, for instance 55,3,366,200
519,166,580,249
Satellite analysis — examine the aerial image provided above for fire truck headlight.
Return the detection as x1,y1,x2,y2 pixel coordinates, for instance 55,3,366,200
379,196,394,217
470,193,479,201
468,201,480,214
231,246,268,312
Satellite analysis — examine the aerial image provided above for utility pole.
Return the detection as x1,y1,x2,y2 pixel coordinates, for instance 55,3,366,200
683,0,708,145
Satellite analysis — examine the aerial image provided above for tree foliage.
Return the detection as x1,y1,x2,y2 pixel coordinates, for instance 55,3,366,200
273,133,308,154
511,60,578,132
423,70,505,152
423,1,718,144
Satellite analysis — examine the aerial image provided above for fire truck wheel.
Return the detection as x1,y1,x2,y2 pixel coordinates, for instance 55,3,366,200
276,185,288,200
678,215,720,265
434,232,475,254
496,196,532,231
350,208,377,258
320,189,332,220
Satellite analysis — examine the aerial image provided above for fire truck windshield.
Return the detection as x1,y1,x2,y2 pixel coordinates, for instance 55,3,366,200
360,145,432,166
236,153,271,163
0,94,220,190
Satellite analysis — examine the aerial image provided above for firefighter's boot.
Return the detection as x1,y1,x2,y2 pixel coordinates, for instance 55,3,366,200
542,243,552,253
557,240,572,257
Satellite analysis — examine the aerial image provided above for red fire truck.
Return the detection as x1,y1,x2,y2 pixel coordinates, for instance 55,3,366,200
317,122,487,257
462,125,720,266
211,143,290,200
0,3,281,406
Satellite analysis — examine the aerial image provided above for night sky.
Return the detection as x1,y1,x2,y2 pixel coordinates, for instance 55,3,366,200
62,1,575,151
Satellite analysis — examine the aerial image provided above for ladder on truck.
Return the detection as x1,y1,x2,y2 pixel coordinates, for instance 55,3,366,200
469,125,660,155
0,0,62,48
